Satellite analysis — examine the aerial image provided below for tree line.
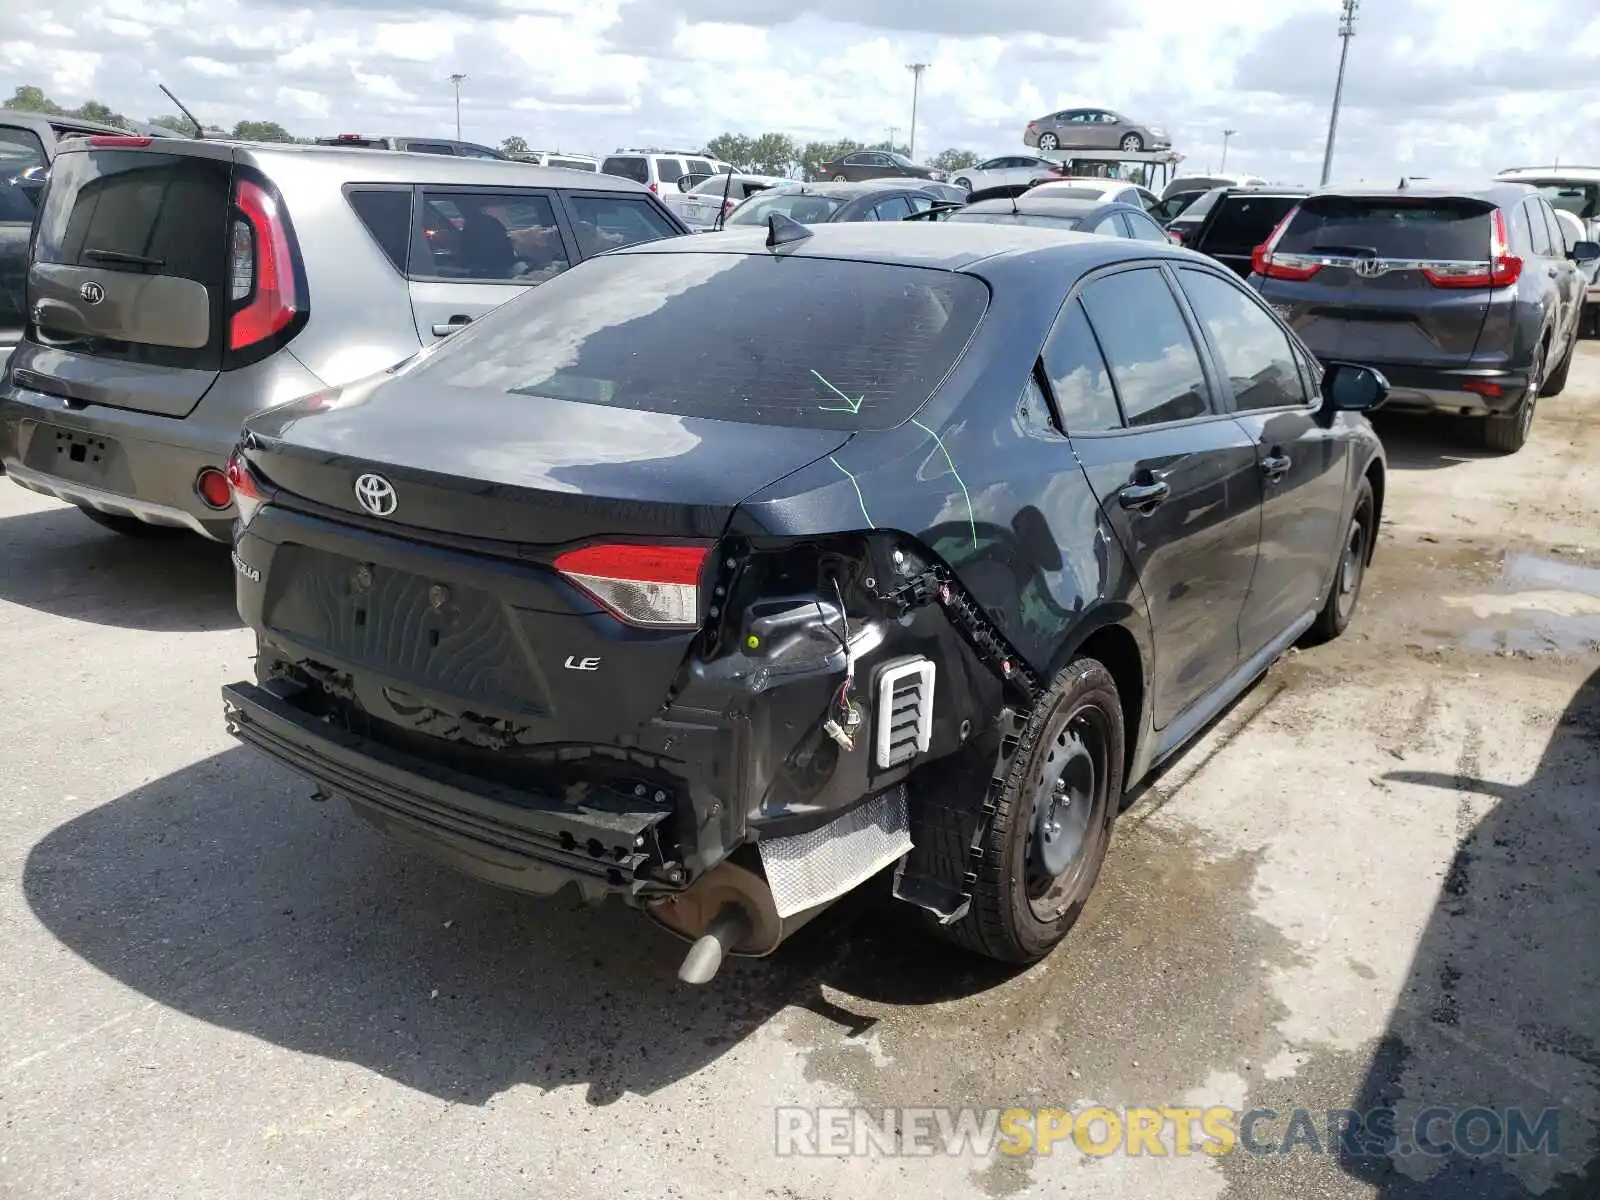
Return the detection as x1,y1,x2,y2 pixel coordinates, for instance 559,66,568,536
6,86,986,179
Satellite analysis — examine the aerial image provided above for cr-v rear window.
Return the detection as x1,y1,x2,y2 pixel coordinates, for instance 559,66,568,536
401,252,990,430
30,149,231,368
1277,196,1493,259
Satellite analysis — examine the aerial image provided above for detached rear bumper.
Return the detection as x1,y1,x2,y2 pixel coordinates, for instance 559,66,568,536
222,678,678,899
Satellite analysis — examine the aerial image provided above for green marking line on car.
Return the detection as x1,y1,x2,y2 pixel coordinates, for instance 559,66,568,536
812,369,864,415
827,455,875,528
911,417,977,549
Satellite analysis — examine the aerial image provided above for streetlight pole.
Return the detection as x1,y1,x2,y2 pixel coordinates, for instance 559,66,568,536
904,62,928,161
1319,0,1358,186
449,73,466,142
1221,129,1236,173
887,125,899,151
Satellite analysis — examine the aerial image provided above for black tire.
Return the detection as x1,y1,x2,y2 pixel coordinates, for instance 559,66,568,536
1303,477,1375,646
1481,339,1545,454
78,508,188,538
1037,133,1059,151
928,657,1125,964
1120,133,1144,152
1541,337,1574,397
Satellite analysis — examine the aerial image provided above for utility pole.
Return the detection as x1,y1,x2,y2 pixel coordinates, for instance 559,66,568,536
449,73,467,141
904,62,929,161
887,125,899,151
1319,0,1358,186
1221,129,1236,173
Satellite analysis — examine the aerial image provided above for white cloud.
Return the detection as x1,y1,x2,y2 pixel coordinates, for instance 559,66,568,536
1,0,1596,181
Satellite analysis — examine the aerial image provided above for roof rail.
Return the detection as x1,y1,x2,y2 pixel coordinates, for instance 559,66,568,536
1498,165,1600,174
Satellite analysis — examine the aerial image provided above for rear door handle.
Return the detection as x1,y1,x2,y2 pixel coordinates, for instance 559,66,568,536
432,315,472,337
1118,479,1170,513
1261,452,1293,482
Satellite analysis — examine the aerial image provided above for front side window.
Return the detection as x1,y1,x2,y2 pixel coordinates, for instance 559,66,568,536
1079,268,1211,427
1178,268,1307,413
875,195,912,221
413,190,570,283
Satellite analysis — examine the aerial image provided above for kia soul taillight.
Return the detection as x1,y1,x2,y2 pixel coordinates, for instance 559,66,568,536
228,178,302,353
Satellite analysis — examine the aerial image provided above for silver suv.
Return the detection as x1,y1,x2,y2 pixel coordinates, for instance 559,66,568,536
0,136,686,539
600,148,731,197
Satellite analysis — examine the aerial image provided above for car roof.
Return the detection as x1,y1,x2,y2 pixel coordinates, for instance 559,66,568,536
50,135,652,190
1498,165,1600,181
769,180,925,197
1310,183,1532,204
609,219,1184,273
0,108,175,138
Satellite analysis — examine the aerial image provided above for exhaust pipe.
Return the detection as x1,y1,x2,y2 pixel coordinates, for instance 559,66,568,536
648,860,833,984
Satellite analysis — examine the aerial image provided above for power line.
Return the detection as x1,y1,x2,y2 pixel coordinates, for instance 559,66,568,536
1319,0,1358,186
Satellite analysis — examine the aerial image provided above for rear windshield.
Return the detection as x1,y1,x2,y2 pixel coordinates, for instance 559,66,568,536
1199,194,1303,254
947,211,1083,230
402,252,990,430
1277,196,1493,259
602,157,649,185
725,192,847,226
30,149,230,367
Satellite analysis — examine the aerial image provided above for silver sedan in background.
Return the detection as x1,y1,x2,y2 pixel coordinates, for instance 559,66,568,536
1022,108,1171,153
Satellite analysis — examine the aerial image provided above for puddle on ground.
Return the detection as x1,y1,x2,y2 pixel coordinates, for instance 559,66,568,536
1365,539,1600,658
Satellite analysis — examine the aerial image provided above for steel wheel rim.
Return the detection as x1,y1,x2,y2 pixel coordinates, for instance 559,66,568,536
1336,514,1366,621
1023,706,1110,921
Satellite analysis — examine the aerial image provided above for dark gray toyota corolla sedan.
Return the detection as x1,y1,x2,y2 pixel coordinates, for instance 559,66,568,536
220,220,1388,983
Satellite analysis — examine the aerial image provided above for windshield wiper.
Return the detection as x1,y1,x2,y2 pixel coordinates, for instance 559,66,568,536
83,247,165,267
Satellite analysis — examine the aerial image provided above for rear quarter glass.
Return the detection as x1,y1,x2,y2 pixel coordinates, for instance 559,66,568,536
393,252,990,431
1278,196,1493,259
30,148,231,369
602,157,649,185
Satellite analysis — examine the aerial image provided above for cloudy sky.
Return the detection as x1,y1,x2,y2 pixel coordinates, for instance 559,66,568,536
6,0,1599,183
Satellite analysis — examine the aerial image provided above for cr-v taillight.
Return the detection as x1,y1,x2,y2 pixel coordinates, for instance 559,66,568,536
1251,205,1320,281
229,179,300,351
554,544,710,628
1423,208,1523,289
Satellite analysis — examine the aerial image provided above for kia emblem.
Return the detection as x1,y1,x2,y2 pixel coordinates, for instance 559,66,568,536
79,281,105,305
354,473,398,517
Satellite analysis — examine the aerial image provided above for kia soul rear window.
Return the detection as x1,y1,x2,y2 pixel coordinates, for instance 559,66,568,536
1277,197,1493,260
404,252,990,430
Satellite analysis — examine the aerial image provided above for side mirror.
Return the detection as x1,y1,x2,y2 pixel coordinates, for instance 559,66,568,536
1321,361,1389,413
1568,240,1599,263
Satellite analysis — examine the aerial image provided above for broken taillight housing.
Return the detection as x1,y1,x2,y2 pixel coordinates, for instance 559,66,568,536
554,544,710,629
225,448,269,526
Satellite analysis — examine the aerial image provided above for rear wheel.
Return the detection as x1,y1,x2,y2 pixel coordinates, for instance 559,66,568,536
1303,477,1374,646
930,657,1124,964
831,173,848,182
1037,133,1059,151
1481,340,1545,454
1120,133,1144,152
78,508,188,539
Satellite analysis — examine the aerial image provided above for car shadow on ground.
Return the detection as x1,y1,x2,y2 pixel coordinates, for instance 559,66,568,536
1341,665,1600,1197
1371,413,1502,472
0,503,239,632
21,746,1022,1107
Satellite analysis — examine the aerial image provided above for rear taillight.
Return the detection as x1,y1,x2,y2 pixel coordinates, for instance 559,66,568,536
88,135,152,147
554,543,709,629
225,448,268,525
1167,229,1184,245
229,179,300,352
1251,205,1320,280
649,181,659,195
1423,209,1522,289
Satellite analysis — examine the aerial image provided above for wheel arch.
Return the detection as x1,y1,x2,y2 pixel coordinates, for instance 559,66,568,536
1048,611,1149,785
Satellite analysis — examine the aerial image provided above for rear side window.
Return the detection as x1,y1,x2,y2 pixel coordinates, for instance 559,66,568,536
1079,268,1211,427
1123,212,1170,243
654,159,684,185
601,157,649,185
1178,269,1306,413
1041,298,1121,432
1276,196,1492,259
563,194,678,256
404,253,990,431
413,190,570,283
1524,201,1553,256
346,187,411,274
687,158,713,176
30,149,231,368
1201,195,1303,254
875,196,912,221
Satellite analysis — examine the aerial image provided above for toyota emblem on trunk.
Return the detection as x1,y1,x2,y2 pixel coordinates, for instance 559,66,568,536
79,281,105,305
354,473,398,517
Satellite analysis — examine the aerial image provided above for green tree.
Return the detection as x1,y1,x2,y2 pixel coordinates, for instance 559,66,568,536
800,138,865,180
7,85,64,115
746,132,798,177
705,133,754,170
73,100,129,128
868,140,911,158
232,120,294,143
928,148,980,174
149,114,194,134
501,135,529,156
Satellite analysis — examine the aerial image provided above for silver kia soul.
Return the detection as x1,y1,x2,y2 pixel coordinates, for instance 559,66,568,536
0,136,686,540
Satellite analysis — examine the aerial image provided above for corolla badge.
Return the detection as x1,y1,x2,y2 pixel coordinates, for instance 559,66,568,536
79,281,105,305
354,472,398,517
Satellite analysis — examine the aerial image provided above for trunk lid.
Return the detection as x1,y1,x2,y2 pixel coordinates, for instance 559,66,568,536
1256,194,1499,368
17,142,234,417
